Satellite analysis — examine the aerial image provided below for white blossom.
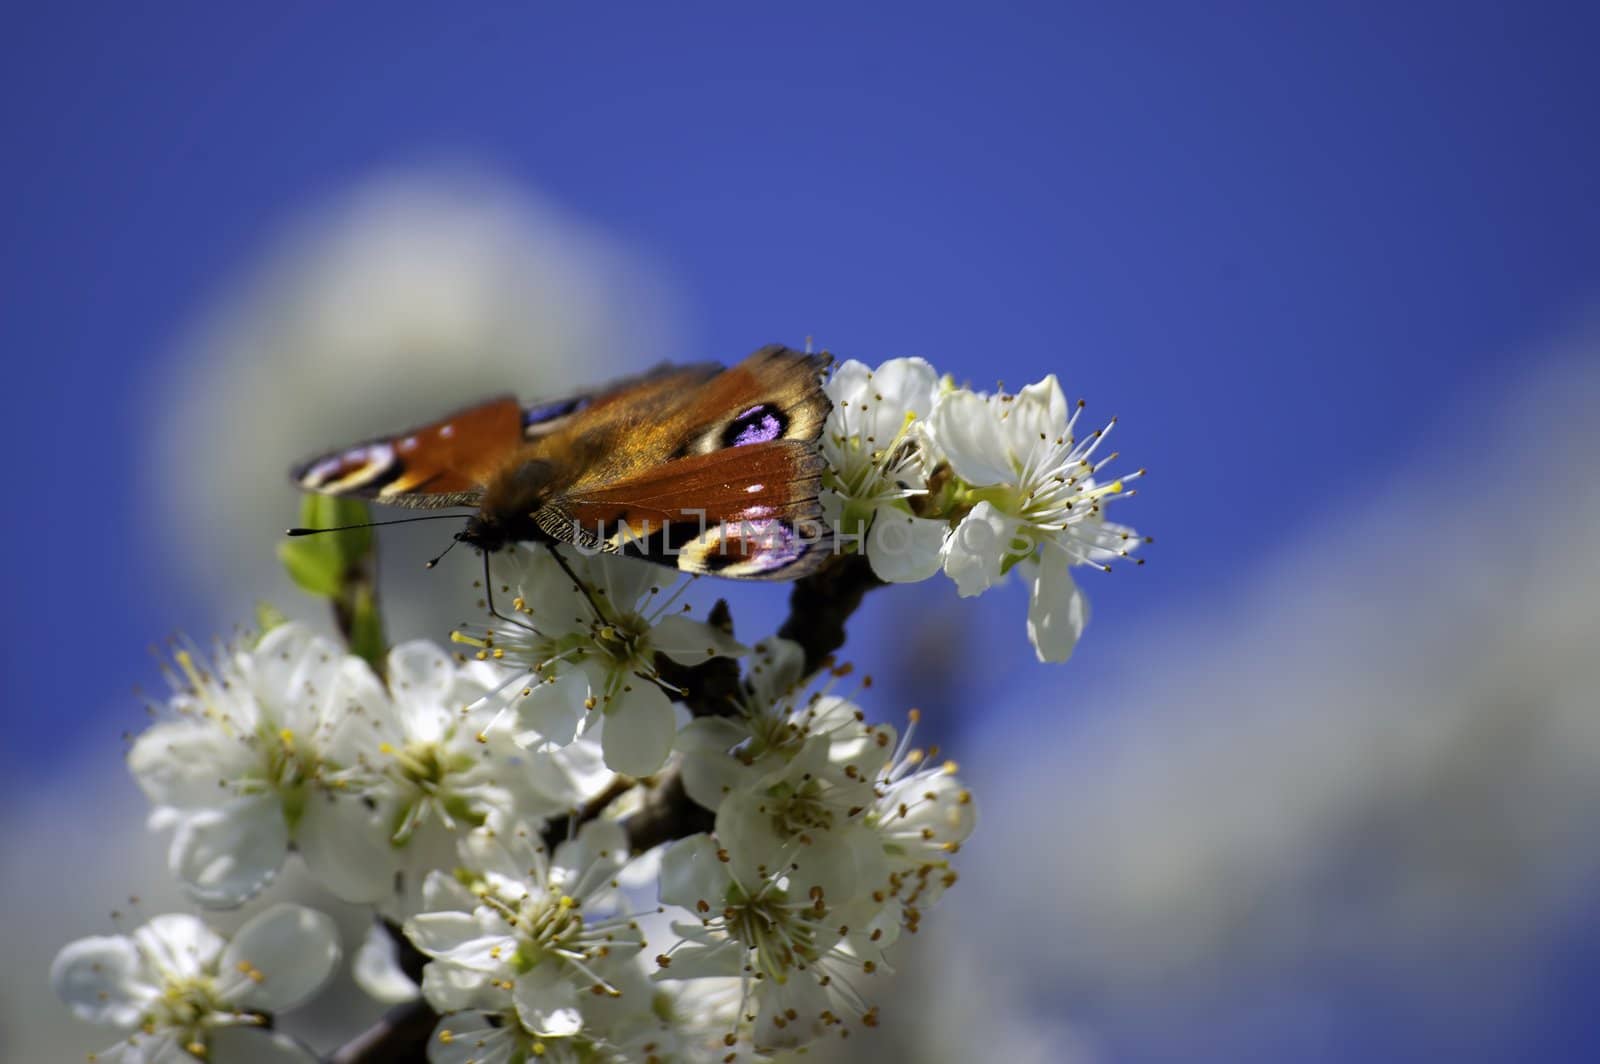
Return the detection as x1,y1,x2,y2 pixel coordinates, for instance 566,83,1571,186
676,639,884,814
928,374,1146,661
51,905,338,1063
820,357,949,583
655,833,893,1051
128,624,396,907
861,711,977,921
462,547,745,777
405,819,646,1045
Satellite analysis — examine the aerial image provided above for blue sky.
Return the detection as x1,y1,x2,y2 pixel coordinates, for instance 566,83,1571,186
8,3,1596,734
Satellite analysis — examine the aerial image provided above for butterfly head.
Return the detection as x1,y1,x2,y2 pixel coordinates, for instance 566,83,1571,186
458,514,510,554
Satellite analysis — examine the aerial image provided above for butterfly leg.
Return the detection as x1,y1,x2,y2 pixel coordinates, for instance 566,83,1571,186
540,541,611,622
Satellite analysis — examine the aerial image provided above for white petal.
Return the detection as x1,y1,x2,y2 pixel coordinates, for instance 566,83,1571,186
404,913,507,973
426,1011,520,1064
419,961,498,1014
744,638,805,706
295,789,402,903
206,1027,320,1064
654,937,743,980
386,641,456,744
513,964,582,1036
650,615,748,666
866,510,947,583
512,669,588,748
132,914,227,980
824,358,872,403
941,502,1018,597
169,799,287,908
84,1032,183,1064
592,552,659,613
128,720,256,810
928,389,1013,485
50,935,153,1026
249,624,344,732
352,922,420,1005
220,904,340,1012
677,717,749,810
1026,546,1091,663
598,683,676,777
552,819,629,895
658,834,731,910
1001,373,1070,458
861,357,940,441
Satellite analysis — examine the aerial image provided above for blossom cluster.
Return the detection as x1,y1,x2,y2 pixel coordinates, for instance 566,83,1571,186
822,358,1147,662
52,354,1140,1063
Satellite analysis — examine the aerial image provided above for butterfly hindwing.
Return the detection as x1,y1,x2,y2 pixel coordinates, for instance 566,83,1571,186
537,439,829,579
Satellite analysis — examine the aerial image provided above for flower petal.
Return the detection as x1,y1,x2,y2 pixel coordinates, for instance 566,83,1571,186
206,1026,320,1064
50,935,153,1026
512,964,582,1037
866,510,947,583
941,502,1019,597
169,798,288,908
653,937,743,980
928,389,1013,485
352,922,420,1005
677,717,748,810
427,1011,521,1064
248,624,344,733
598,682,675,777
1026,546,1091,663
650,615,748,665
132,913,227,980
659,834,732,910
295,789,402,903
512,669,588,749
220,904,341,1012
128,720,256,811
551,819,628,895
404,913,507,973
386,640,457,744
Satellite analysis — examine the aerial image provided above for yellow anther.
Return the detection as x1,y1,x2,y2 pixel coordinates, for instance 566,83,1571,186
278,729,295,746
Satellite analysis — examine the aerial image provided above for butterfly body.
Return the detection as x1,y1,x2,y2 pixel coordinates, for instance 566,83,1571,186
292,346,833,579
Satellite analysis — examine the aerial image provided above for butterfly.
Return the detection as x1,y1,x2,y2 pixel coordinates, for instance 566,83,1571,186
290,344,833,579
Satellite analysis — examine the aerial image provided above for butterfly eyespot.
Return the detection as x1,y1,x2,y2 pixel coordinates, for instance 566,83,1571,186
721,404,787,447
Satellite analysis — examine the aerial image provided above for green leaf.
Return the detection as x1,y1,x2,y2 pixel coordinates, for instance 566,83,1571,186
277,496,373,598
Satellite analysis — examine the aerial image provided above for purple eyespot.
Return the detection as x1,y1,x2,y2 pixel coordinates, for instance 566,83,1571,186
722,404,786,447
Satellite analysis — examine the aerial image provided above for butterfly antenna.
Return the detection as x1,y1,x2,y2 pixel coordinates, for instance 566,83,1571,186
425,533,463,570
286,514,471,536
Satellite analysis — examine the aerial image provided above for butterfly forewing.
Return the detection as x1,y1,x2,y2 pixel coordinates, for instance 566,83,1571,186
292,396,524,509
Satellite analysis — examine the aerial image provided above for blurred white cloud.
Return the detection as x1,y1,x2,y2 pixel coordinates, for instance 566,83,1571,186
144,165,687,630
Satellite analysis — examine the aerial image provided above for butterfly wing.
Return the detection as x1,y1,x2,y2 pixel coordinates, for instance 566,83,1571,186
525,346,833,579
291,396,525,509
290,363,724,510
